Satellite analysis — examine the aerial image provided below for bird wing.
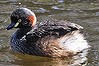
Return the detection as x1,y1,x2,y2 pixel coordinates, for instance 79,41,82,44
26,20,83,43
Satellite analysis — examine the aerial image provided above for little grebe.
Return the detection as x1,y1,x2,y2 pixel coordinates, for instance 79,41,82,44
7,8,90,57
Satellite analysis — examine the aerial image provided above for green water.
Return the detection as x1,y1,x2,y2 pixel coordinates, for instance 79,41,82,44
0,0,99,66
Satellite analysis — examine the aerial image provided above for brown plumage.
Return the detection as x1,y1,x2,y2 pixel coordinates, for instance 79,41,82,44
6,8,90,57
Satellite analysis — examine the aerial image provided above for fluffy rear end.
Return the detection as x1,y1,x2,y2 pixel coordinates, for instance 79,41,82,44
58,30,90,54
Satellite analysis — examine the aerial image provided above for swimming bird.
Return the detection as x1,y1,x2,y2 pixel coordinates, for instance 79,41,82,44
6,8,90,57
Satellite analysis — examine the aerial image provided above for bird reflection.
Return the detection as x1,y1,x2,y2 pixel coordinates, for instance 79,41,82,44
8,49,89,66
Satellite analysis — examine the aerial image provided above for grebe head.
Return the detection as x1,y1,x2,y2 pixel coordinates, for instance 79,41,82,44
7,8,36,30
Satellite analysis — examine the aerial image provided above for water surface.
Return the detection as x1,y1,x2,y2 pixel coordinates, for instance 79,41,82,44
0,0,99,66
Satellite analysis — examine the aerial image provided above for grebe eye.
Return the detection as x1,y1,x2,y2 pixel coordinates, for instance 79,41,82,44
18,19,22,23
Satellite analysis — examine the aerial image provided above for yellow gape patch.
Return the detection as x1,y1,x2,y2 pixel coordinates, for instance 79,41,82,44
14,19,21,27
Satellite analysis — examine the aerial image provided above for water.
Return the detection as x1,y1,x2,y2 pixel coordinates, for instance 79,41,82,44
0,0,99,66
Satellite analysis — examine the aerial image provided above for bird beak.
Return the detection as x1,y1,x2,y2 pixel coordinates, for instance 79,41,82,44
6,22,16,30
